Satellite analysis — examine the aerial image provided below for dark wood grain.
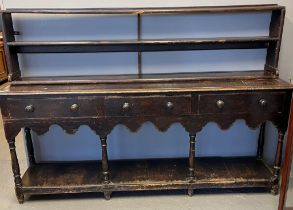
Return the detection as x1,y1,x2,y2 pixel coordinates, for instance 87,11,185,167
272,131,285,194
265,8,285,76
0,4,284,14
10,71,275,85
0,13,21,81
7,37,277,53
188,134,196,196
0,78,292,96
0,5,285,80
100,136,110,185
104,95,191,117
198,92,286,114
7,138,24,203
21,157,272,196
2,96,104,119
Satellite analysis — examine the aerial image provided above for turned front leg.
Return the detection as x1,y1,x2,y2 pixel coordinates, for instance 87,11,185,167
100,136,110,183
7,138,24,204
271,131,285,194
188,134,196,196
100,136,112,200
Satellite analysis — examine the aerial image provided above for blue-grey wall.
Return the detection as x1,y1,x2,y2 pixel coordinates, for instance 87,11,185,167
15,13,270,77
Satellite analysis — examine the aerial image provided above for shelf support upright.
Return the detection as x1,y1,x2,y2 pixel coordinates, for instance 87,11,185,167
271,130,285,194
188,134,196,196
0,12,21,81
137,13,142,78
265,8,285,76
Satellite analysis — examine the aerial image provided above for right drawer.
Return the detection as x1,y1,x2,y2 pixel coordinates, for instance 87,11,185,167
198,92,286,114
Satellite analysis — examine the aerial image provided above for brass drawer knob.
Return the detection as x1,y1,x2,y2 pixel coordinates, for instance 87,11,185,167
70,104,79,112
216,100,225,109
166,101,174,110
25,104,34,113
122,102,130,111
259,99,267,107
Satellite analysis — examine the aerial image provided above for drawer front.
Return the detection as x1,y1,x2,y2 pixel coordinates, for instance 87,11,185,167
3,97,103,119
104,95,191,116
198,92,286,114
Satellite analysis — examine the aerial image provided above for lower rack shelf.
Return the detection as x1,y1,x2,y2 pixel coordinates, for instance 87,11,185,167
22,157,273,195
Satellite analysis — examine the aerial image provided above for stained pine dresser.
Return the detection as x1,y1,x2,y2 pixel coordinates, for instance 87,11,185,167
0,4,293,203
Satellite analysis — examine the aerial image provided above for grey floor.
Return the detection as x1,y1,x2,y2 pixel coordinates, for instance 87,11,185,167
0,116,292,210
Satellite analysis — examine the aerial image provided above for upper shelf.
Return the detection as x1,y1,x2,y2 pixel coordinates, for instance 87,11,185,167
8,36,278,53
0,4,286,82
0,4,284,15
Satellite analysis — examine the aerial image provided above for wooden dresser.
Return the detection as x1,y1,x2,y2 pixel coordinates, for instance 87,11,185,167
1,5,293,204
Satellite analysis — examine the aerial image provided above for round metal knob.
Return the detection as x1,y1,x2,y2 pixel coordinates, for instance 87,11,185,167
122,102,130,111
166,101,174,110
259,99,267,107
216,100,225,109
25,104,34,113
70,104,79,112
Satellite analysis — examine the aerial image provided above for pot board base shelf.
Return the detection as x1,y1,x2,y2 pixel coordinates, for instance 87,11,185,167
22,157,273,197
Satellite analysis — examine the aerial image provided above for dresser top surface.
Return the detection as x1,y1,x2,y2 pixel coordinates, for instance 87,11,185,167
1,4,284,14
0,78,292,96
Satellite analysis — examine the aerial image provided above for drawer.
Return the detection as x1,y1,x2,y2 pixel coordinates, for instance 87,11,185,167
3,97,104,119
198,92,286,114
104,95,191,116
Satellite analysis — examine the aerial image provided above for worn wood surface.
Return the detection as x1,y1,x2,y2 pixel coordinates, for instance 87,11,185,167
0,78,292,96
0,4,284,14
7,37,278,53
21,157,273,195
104,95,191,117
9,71,279,86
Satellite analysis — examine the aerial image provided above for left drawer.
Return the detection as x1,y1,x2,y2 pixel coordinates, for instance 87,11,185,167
2,97,104,119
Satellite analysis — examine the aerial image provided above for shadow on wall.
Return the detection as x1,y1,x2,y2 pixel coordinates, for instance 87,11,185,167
31,120,277,162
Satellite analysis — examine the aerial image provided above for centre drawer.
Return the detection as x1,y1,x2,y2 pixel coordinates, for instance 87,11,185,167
3,97,103,119
104,95,191,116
198,92,286,114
